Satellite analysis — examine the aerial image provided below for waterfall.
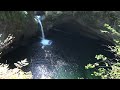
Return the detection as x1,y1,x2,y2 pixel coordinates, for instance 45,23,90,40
35,15,52,48
35,16,45,39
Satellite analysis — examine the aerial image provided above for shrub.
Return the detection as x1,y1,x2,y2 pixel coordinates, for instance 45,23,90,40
85,23,120,79
0,59,32,79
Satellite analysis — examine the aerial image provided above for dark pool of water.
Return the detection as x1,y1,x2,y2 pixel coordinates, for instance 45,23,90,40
1,30,114,79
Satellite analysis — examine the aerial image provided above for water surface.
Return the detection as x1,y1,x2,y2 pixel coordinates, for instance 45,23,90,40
1,30,113,79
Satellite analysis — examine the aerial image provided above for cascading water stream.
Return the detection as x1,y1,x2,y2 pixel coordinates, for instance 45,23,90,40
36,16,45,39
35,15,52,49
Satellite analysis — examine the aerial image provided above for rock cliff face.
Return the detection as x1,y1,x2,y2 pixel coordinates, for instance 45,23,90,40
1,11,120,56
0,11,38,56
42,11,120,44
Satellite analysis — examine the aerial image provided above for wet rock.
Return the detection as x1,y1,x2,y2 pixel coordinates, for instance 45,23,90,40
43,11,120,44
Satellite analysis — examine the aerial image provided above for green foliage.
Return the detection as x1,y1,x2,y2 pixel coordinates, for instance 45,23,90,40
85,64,95,69
0,33,32,79
92,65,120,79
93,68,106,77
14,58,29,68
0,11,37,79
85,23,120,79
95,54,107,61
104,23,120,35
0,34,15,49
101,23,120,35
0,61,32,79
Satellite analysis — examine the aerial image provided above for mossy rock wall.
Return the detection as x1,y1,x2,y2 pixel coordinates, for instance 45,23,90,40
43,11,120,44
0,11,38,55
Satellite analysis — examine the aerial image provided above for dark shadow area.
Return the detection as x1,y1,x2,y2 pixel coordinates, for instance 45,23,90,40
0,21,115,79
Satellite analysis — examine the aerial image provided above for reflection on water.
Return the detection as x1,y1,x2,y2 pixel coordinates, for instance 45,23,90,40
1,30,113,79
